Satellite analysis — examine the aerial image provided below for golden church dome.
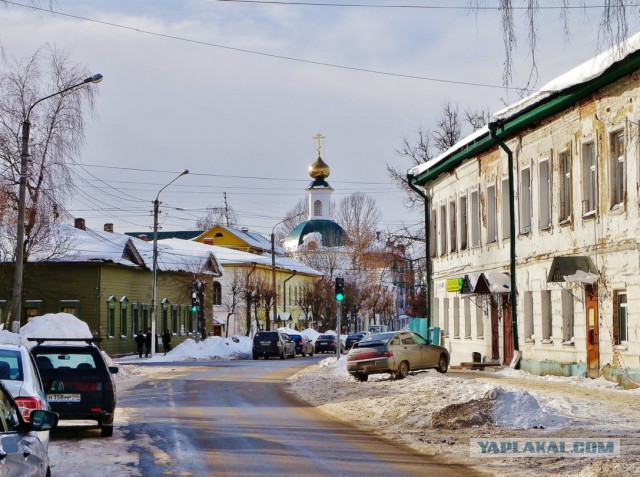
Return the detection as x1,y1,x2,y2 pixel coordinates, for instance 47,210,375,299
309,156,330,179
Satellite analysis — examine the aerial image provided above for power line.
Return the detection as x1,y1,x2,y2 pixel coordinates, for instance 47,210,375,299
212,0,629,9
4,0,530,91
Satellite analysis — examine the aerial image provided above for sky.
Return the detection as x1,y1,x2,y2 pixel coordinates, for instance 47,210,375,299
1,1,638,239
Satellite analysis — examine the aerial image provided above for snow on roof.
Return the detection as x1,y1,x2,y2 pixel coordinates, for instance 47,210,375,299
201,243,321,276
212,225,285,255
28,223,141,267
148,238,223,275
409,30,640,179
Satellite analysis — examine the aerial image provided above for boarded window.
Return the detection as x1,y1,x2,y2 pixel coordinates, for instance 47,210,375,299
559,151,572,222
539,159,551,229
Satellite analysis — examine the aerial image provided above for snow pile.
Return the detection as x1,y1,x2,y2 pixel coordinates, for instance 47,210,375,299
20,313,92,345
145,335,252,362
491,388,570,429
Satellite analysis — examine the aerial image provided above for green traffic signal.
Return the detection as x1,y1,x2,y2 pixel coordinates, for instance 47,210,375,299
335,277,344,301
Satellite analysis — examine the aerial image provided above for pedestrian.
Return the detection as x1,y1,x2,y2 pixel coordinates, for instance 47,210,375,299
144,327,152,357
162,329,172,355
135,330,145,358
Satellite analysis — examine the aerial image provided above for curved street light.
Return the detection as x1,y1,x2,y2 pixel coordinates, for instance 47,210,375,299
150,169,189,356
11,74,104,332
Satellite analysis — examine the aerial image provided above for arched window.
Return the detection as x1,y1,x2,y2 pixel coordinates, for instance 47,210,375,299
314,200,322,216
213,281,222,305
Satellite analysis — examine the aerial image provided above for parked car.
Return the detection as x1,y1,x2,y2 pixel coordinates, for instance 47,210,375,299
289,334,314,357
0,343,51,448
30,338,118,437
314,334,337,354
0,379,58,477
252,331,296,359
345,333,366,350
346,331,449,382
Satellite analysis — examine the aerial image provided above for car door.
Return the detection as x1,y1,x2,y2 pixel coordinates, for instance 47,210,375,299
397,332,421,368
412,332,437,368
0,387,48,476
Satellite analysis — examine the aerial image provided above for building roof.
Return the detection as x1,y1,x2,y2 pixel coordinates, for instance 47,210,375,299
409,30,640,185
195,224,285,255
124,230,202,241
283,219,347,250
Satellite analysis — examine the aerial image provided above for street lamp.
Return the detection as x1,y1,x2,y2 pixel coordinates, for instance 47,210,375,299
11,73,104,332
150,169,189,356
270,214,302,331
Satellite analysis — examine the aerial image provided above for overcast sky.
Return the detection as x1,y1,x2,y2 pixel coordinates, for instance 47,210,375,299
1,1,637,238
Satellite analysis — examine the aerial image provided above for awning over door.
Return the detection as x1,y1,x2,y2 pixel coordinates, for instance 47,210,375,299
547,256,599,284
461,271,510,294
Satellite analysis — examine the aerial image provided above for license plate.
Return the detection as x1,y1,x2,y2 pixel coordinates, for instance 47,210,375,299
47,393,81,402
260,341,271,345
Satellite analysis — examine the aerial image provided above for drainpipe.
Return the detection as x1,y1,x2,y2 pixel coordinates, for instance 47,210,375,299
245,262,257,337
489,121,520,353
406,174,431,329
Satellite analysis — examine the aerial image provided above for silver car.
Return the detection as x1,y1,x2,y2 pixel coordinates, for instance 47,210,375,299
0,344,51,446
0,379,58,476
346,331,449,382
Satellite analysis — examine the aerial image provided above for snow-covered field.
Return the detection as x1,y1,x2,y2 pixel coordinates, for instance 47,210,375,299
3,314,639,476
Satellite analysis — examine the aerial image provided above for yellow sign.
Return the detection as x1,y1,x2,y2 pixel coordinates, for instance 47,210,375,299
446,278,463,292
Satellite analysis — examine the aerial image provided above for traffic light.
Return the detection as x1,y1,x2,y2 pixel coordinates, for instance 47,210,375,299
335,277,344,302
191,292,199,312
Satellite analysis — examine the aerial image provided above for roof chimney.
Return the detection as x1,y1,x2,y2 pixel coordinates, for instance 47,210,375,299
138,234,149,242
204,238,214,245
74,218,86,231
104,223,114,233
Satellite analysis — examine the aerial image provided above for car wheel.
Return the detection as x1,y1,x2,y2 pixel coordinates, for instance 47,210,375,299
309,350,314,356
101,425,114,437
252,353,259,360
437,354,449,373
280,350,285,359
355,373,368,382
301,350,306,357
395,361,410,379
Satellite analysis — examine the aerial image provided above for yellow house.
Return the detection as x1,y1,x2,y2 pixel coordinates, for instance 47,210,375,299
192,224,322,334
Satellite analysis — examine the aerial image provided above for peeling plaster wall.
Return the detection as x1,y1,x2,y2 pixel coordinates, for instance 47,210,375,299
426,71,640,377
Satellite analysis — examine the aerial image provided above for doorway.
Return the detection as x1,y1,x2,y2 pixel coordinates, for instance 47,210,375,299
585,283,599,378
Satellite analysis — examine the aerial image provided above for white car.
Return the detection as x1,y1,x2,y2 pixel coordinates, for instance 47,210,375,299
0,344,51,446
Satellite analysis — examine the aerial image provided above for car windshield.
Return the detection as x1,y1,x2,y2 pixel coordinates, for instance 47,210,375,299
348,334,364,339
33,349,98,371
359,332,395,344
289,335,302,341
318,335,333,340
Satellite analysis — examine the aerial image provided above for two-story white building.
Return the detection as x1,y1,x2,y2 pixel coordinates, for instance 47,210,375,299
408,33,640,387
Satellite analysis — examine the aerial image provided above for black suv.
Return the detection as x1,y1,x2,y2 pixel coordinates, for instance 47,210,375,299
345,333,366,350
252,331,295,360
30,338,118,437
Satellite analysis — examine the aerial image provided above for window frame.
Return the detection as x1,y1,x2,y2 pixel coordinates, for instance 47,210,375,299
558,149,572,224
582,141,597,216
538,157,551,230
459,195,468,251
520,167,532,234
610,129,625,210
486,184,497,244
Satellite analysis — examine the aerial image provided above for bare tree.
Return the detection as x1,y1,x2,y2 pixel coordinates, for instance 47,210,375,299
336,192,381,254
221,268,244,337
195,198,237,230
275,198,308,242
469,1,630,87
0,47,98,258
432,101,462,153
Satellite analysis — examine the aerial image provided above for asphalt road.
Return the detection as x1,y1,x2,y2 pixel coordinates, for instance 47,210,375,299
87,357,472,476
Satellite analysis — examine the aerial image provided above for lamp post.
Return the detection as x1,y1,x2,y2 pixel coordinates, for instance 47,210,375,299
150,169,189,356
11,73,103,332
270,215,299,331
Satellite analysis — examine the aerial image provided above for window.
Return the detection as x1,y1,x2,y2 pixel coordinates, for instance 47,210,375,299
463,297,471,338
524,291,534,340
107,298,116,337
313,200,322,216
475,300,484,339
442,298,449,337
59,300,79,316
120,298,128,338
539,159,551,229
582,142,597,214
439,204,447,256
561,289,574,342
429,209,437,257
470,190,481,248
501,178,510,239
453,297,460,338
161,299,169,332
520,168,532,233
132,303,140,336
213,281,222,306
541,290,552,340
486,185,497,243
142,304,150,331
449,200,457,253
459,196,468,251
172,305,179,333
25,300,42,319
614,291,628,344
431,299,439,328
610,131,625,208
559,151,572,223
